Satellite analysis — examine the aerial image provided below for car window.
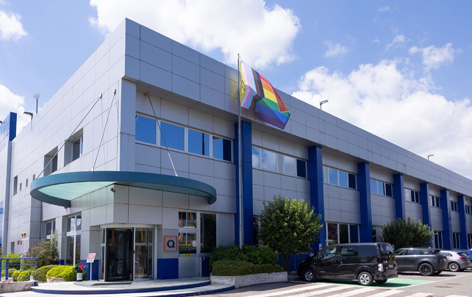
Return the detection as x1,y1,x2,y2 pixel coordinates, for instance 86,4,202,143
320,246,337,260
357,245,377,257
441,252,452,257
423,250,435,255
395,249,406,255
458,252,468,257
340,246,358,256
408,249,421,255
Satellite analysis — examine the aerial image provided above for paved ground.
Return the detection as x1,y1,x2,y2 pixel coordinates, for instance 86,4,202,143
0,271,471,297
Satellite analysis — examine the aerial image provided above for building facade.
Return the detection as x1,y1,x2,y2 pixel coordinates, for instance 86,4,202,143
1,19,471,281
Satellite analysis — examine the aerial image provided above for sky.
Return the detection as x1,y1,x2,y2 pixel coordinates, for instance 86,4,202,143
1,1,472,179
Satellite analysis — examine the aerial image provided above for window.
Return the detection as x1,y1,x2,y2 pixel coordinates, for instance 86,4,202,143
188,129,209,156
320,246,337,260
160,121,184,151
431,195,441,208
179,212,196,228
260,149,277,171
200,213,216,253
296,159,307,178
212,137,232,162
13,176,18,195
252,147,260,168
44,148,58,176
25,179,28,188
370,179,392,197
253,146,307,178
19,183,22,191
324,166,356,190
434,231,443,249
406,189,420,203
373,226,384,242
72,137,83,161
178,233,196,254
451,201,458,212
46,220,56,240
466,205,472,215
135,115,156,144
326,223,359,245
66,214,81,266
453,232,460,249
283,155,296,176
468,234,472,249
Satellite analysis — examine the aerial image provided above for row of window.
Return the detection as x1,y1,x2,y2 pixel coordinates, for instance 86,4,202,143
451,201,458,212
178,211,216,254
136,114,232,162
323,166,357,189
406,189,420,203
370,179,393,197
252,146,307,178
431,195,441,208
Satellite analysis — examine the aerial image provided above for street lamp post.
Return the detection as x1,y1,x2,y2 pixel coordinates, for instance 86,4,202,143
427,154,434,160
320,99,329,110
34,93,40,114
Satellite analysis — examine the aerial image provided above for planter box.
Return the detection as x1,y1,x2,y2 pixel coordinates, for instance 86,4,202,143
211,271,288,288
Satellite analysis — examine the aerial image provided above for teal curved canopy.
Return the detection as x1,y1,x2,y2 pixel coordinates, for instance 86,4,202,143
30,171,217,207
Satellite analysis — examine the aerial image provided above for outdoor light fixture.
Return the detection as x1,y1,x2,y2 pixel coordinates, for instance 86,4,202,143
34,93,40,114
320,99,329,110
0,121,2,124
427,154,434,160
24,111,33,119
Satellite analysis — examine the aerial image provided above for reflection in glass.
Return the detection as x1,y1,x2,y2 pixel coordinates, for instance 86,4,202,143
328,168,338,185
370,179,377,194
283,156,295,175
160,121,184,150
261,149,277,171
178,233,196,254
339,171,348,187
213,137,232,161
188,129,209,156
200,213,216,253
327,223,338,245
135,115,156,144
252,147,260,168
179,212,197,228
339,224,349,243
135,229,153,279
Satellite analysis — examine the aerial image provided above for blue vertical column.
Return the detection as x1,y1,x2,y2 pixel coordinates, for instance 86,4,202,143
440,189,452,249
458,195,468,249
234,121,254,246
308,146,325,252
420,183,431,226
357,162,372,242
393,174,405,219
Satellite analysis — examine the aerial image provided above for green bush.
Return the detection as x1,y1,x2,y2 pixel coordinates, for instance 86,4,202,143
212,260,283,276
1,253,22,271
46,265,87,281
17,270,36,281
1,268,16,277
11,270,21,281
37,265,57,282
210,245,278,271
26,238,60,267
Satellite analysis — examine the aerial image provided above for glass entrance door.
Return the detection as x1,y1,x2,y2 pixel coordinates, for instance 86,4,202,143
134,228,153,279
105,229,133,281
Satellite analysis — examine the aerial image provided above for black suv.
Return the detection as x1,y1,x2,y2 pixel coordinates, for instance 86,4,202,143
394,248,447,276
297,242,397,286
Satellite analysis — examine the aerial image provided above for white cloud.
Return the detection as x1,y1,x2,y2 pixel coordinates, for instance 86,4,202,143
0,10,27,41
409,43,457,71
292,60,472,179
324,41,347,58
89,0,300,69
0,84,30,133
386,34,406,49
378,6,391,12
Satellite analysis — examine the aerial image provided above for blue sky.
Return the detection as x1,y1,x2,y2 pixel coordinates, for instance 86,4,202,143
1,0,472,178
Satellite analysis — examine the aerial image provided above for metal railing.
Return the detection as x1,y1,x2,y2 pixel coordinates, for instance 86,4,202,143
0,258,38,281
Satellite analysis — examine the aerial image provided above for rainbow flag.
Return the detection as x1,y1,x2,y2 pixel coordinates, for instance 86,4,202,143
239,61,290,129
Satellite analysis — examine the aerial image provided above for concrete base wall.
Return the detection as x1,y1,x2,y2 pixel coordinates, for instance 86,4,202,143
0,281,35,292
211,272,288,288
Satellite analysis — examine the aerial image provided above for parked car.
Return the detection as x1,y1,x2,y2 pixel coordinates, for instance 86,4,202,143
441,250,471,272
453,249,472,262
297,242,397,286
394,248,447,276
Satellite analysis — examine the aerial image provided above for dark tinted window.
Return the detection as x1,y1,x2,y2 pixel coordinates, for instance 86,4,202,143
296,159,306,178
135,115,156,144
340,246,358,256
213,137,232,161
357,245,377,257
188,129,209,156
320,246,337,260
385,184,393,197
161,122,184,150
408,249,421,255
394,249,407,255
348,173,356,189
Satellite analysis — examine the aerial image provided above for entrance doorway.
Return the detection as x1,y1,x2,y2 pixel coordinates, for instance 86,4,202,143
100,227,154,281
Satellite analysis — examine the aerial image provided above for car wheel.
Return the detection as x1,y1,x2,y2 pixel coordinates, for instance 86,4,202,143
448,262,461,272
358,271,373,286
303,268,316,282
375,279,388,284
419,263,434,276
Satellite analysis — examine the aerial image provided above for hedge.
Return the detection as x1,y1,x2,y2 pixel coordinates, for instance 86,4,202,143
210,245,278,271
212,260,283,276
46,265,87,281
37,265,57,282
18,270,36,281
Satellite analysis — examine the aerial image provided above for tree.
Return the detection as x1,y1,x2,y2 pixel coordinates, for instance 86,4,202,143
260,195,323,271
26,236,60,267
382,218,435,249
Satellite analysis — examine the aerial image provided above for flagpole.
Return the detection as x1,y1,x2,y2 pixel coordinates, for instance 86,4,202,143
238,54,243,249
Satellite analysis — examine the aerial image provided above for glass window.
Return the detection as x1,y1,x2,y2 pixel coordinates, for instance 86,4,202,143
135,115,156,144
328,168,338,185
178,233,196,254
296,159,307,178
320,246,337,260
13,176,18,195
385,184,393,197
188,129,209,156
378,182,385,196
160,121,184,151
348,173,356,189
339,224,349,244
200,213,216,253
46,221,55,237
179,212,196,228
252,147,260,168
51,155,58,173
213,137,232,161
72,137,83,161
283,155,296,176
260,149,277,171
338,171,348,188
370,179,377,194
327,223,338,245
